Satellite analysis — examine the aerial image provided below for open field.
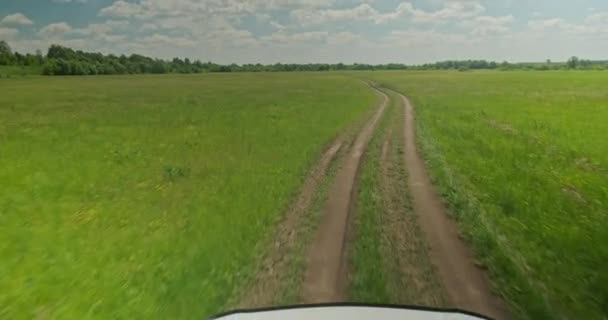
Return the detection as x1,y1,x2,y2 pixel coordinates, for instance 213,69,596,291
364,71,608,319
3,70,608,320
0,73,375,319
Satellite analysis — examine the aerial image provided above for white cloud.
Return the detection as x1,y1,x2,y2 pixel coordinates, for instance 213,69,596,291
101,34,127,43
291,1,485,26
461,15,514,36
140,23,159,32
292,4,378,25
0,27,19,39
410,1,484,24
526,18,595,36
270,21,286,30
525,14,607,41
291,2,416,25
386,29,468,46
5,0,608,64
262,30,328,43
99,1,142,18
528,18,564,30
38,22,72,38
139,33,196,48
1,13,34,26
71,20,129,36
586,11,608,25
327,32,360,45
99,0,335,19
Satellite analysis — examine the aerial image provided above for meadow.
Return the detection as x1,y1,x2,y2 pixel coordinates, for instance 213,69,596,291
0,65,41,78
365,71,608,319
0,73,374,319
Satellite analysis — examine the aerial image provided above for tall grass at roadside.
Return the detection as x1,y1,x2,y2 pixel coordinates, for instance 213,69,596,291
365,71,608,319
0,73,374,319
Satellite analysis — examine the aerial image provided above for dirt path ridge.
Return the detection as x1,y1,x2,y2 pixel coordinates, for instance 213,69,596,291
399,92,509,320
301,85,388,303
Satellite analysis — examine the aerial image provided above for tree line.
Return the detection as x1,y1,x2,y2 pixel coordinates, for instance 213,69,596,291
1,40,607,76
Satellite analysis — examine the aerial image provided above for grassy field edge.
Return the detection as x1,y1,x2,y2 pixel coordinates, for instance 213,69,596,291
378,82,552,319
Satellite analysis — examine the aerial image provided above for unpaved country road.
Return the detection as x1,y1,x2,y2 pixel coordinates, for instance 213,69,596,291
301,85,388,303
398,92,510,320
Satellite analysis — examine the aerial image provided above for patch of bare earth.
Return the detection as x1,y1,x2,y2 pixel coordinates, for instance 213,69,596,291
301,86,388,303
398,92,510,320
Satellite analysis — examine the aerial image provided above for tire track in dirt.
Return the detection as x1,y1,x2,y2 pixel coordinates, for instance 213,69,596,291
301,85,388,303
397,91,510,320
235,140,344,308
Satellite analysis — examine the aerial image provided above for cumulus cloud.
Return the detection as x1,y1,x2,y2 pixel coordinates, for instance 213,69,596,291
140,23,159,32
269,21,286,30
291,4,378,25
5,0,608,64
1,13,34,26
461,15,514,36
99,1,142,18
0,27,19,39
71,20,129,36
586,11,608,25
386,29,468,46
139,33,196,48
525,14,607,39
291,3,412,25
410,1,485,23
327,32,360,45
263,30,328,43
291,1,485,26
98,0,334,19
528,18,565,30
39,22,72,38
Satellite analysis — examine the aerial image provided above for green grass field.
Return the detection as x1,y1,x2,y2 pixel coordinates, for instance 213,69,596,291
0,65,41,78
3,70,607,320
366,71,608,319
0,73,374,319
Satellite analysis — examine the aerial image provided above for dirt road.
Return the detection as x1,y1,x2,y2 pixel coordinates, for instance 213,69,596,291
398,92,509,320
237,84,508,320
301,86,388,303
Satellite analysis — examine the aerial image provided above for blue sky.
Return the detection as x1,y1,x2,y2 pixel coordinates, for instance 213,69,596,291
1,0,607,64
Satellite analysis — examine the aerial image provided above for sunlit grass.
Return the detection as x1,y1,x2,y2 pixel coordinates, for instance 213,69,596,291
366,70,608,319
0,73,374,319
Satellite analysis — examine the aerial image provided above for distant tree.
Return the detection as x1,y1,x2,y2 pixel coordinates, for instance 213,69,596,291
35,49,43,60
42,60,56,75
0,40,13,65
567,56,579,69
0,40,12,55
119,54,128,65
56,59,72,75
47,44,74,60
149,60,168,74
71,61,85,75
